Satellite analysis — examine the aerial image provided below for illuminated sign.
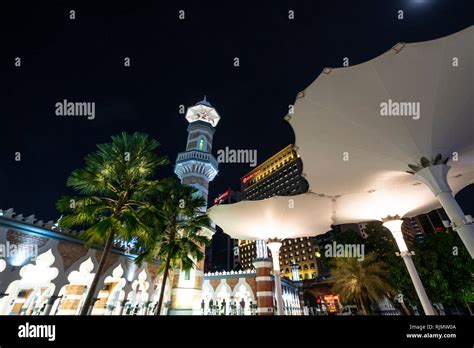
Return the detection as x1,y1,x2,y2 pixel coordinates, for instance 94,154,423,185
214,188,231,204
241,169,261,184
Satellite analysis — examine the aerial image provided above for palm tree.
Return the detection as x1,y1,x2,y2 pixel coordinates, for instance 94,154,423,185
137,178,212,315
330,253,395,315
56,132,168,315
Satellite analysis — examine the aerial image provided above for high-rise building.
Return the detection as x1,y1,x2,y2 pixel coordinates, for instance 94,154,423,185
241,144,308,200
172,97,220,315
205,188,242,272
237,145,315,280
402,208,451,246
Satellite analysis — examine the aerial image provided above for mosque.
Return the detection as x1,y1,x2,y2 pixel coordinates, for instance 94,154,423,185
0,98,303,316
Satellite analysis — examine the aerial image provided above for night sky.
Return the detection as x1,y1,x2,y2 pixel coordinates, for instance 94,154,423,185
0,0,473,221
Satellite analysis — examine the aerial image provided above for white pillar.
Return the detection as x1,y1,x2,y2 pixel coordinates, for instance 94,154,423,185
266,239,284,315
291,263,300,281
414,164,474,258
256,240,268,259
383,219,435,315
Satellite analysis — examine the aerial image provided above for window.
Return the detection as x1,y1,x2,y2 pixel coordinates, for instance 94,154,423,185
199,138,205,151
184,269,190,280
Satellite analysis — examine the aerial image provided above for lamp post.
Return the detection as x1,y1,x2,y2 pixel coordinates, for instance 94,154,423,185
266,238,284,316
382,216,435,315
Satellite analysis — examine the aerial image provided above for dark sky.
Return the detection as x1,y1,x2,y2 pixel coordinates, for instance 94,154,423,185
0,0,473,221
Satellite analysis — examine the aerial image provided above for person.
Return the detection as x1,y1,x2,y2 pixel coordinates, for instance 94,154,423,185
221,299,226,315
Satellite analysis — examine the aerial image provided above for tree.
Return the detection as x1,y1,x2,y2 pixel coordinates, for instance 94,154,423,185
334,222,474,313
56,132,167,315
330,253,395,314
333,223,418,310
137,178,212,315
412,230,474,310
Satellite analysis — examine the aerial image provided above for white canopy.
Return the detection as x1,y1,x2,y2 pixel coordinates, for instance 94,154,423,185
209,27,474,241
208,194,333,240
287,25,474,197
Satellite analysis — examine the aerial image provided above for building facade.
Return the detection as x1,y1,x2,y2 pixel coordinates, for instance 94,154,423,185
205,188,242,273
0,209,170,316
241,144,308,200
237,145,313,280
401,208,451,246
200,262,303,316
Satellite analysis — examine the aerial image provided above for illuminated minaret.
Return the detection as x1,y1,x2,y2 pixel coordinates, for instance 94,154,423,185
170,97,220,315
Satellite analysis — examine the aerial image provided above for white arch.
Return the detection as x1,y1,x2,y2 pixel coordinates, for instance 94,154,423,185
201,281,215,314
55,257,95,315
214,280,232,315
232,279,255,315
0,249,58,315
124,269,150,315
92,264,126,316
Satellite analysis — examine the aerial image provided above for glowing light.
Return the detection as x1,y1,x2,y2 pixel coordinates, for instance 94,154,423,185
383,219,408,252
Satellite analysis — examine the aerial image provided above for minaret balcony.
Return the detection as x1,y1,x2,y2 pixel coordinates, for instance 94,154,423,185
175,150,219,181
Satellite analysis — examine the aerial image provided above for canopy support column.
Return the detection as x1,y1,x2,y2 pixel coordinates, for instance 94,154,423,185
267,239,284,316
414,164,474,258
382,218,435,315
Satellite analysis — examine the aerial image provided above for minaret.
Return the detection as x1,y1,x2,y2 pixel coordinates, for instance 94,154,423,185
170,97,220,315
